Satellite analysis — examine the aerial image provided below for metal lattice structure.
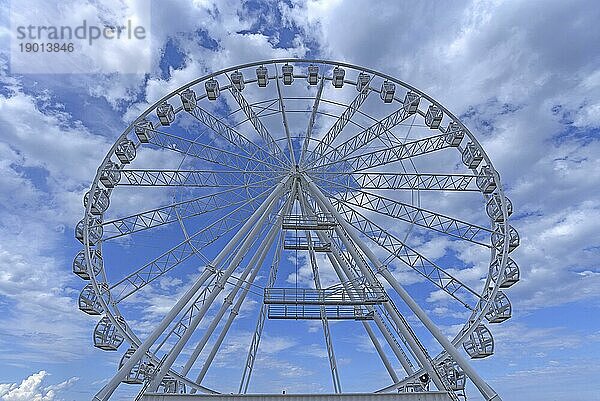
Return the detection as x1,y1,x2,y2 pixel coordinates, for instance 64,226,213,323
75,60,519,401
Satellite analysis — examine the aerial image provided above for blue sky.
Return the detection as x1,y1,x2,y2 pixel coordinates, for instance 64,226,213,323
0,1,599,400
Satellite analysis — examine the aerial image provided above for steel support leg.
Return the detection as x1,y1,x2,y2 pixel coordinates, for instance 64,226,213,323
180,208,285,376
146,184,288,391
238,234,285,394
93,179,288,400
363,320,400,383
313,225,412,378
187,193,295,387
306,177,501,401
193,203,289,385
303,193,409,381
304,177,446,391
298,188,342,393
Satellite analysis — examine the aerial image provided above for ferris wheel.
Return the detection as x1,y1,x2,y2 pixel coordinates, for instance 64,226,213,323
74,60,519,401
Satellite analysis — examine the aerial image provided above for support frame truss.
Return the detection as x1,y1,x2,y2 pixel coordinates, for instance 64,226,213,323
83,59,513,401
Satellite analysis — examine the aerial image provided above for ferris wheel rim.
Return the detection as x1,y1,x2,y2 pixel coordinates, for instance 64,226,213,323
78,59,516,399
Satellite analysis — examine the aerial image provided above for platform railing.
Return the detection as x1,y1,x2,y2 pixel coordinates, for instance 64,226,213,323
264,287,388,305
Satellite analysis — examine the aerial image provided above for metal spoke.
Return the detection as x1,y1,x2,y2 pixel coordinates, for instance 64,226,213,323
274,65,296,165
226,76,288,162
100,183,273,240
308,105,412,169
109,189,271,303
305,76,373,167
143,126,280,173
311,132,451,173
314,171,479,192
327,188,492,246
329,200,481,308
115,169,280,188
300,75,325,165
188,103,287,167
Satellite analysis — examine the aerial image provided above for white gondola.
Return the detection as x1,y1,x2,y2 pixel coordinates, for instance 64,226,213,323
75,216,103,245
231,71,245,91
490,256,520,288
205,79,220,100
115,139,136,164
486,194,513,222
282,64,294,85
84,188,110,215
380,80,395,103
72,249,103,280
180,88,197,112
256,65,269,87
99,161,121,188
462,142,483,169
476,165,497,194
332,66,345,88
438,358,466,391
119,347,153,384
485,291,512,323
78,283,109,315
403,91,420,114
356,72,370,93
445,121,464,146
156,102,175,126
491,224,520,252
94,315,126,351
134,119,154,143
307,64,319,85
463,324,494,359
425,104,443,128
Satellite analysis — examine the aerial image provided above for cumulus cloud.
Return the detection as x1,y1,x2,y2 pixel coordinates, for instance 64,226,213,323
0,0,309,371
284,0,600,309
0,77,101,365
0,371,78,401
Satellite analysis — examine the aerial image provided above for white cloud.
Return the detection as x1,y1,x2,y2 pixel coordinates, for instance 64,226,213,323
1,1,599,399
0,72,107,365
286,0,600,311
0,371,78,401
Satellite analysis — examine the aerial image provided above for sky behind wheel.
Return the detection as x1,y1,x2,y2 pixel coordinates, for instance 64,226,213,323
0,1,599,401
